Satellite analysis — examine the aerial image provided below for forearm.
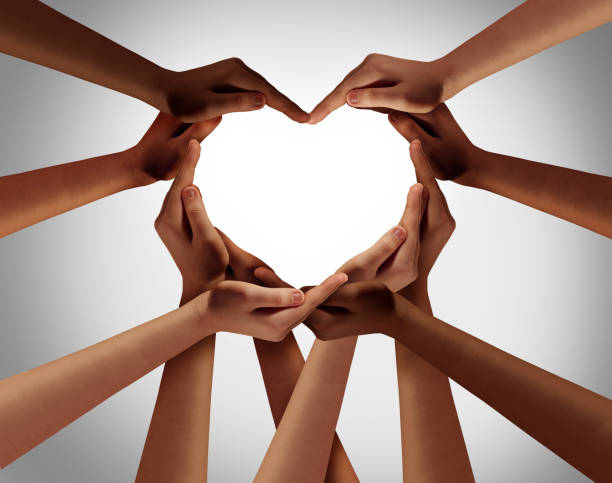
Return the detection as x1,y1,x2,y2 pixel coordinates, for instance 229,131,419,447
0,148,146,237
0,301,211,467
136,336,215,483
395,280,473,482
253,335,359,482
391,301,612,482
438,0,612,98
0,0,166,108
254,337,357,483
462,148,612,238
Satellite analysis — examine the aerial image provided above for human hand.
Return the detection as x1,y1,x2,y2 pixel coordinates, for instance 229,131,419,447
200,274,348,342
156,58,309,123
154,140,229,302
388,105,478,183
309,54,451,124
129,112,221,185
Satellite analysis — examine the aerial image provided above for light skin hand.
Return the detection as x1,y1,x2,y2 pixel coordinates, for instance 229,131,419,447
309,54,450,123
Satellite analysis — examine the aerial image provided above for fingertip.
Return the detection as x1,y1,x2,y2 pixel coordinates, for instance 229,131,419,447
335,272,349,284
253,94,266,109
346,90,359,106
181,184,199,200
392,225,407,241
291,289,305,305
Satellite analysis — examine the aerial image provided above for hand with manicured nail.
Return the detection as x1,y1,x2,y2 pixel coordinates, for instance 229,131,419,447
158,58,309,123
309,54,449,123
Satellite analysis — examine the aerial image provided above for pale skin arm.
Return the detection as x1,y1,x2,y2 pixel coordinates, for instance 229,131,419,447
309,0,612,122
389,106,612,238
254,184,425,483
394,141,473,482
0,0,308,122
308,286,612,482
0,113,219,238
216,231,359,482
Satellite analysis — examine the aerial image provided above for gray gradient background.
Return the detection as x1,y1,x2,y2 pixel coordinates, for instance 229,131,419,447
1,0,611,481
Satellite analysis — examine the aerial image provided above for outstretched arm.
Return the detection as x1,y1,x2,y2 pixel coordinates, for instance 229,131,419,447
217,231,359,482
390,106,612,238
254,184,425,483
0,113,219,238
395,142,473,482
308,285,612,482
0,0,308,122
309,0,612,122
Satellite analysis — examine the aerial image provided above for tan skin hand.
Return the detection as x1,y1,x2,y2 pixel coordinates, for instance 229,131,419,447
158,57,309,123
309,54,450,123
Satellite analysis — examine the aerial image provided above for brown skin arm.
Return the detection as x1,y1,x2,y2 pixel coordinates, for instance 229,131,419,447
0,114,219,238
0,1,308,122
389,106,612,238
217,231,359,482
308,285,612,483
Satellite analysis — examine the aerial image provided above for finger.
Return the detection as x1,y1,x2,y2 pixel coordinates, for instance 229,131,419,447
244,285,305,309
295,272,349,317
216,229,269,282
233,73,309,123
254,267,293,289
179,116,222,143
346,85,408,111
350,226,407,273
319,281,381,311
158,139,200,221
208,91,268,117
399,184,424,236
409,139,437,186
181,184,216,240
388,111,429,142
309,68,380,124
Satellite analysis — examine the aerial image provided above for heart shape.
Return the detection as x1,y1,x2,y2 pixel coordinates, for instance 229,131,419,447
194,107,419,287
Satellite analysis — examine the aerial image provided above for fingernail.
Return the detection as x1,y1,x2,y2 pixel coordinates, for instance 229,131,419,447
389,111,401,122
183,187,197,199
335,272,349,283
348,91,359,105
292,290,304,305
254,94,265,107
392,226,406,240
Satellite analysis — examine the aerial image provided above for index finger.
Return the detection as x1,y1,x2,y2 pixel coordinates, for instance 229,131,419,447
158,139,200,220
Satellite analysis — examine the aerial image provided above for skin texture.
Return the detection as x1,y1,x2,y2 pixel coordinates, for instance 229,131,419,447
309,0,612,123
389,105,612,238
0,0,308,122
394,140,474,482
0,113,219,238
136,141,228,483
253,184,424,483
0,187,346,471
216,231,359,483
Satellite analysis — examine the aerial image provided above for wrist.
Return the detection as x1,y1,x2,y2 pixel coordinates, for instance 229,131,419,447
399,276,429,300
149,67,175,114
432,56,459,103
455,145,490,188
121,146,157,188
189,291,217,337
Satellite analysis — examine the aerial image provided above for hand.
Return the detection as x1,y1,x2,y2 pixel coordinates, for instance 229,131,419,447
154,140,229,302
396,133,457,279
337,183,425,291
157,58,309,123
309,54,451,124
200,274,348,342
129,113,221,185
305,281,403,340
388,105,477,183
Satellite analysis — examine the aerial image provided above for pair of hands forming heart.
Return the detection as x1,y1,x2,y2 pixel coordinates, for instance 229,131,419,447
153,107,456,341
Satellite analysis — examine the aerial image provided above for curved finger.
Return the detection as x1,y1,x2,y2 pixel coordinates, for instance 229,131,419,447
245,285,305,309
309,68,380,124
399,184,424,236
158,139,201,221
179,116,222,143
347,226,407,275
181,185,217,240
232,74,309,123
254,266,293,289
388,111,430,143
346,85,408,111
409,139,437,187
216,229,270,283
207,91,266,116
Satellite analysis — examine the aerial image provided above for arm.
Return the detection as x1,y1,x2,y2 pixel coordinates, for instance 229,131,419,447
309,0,612,122
0,113,219,238
0,0,307,122
389,106,612,238
254,186,425,482
136,143,226,483
216,231,359,482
